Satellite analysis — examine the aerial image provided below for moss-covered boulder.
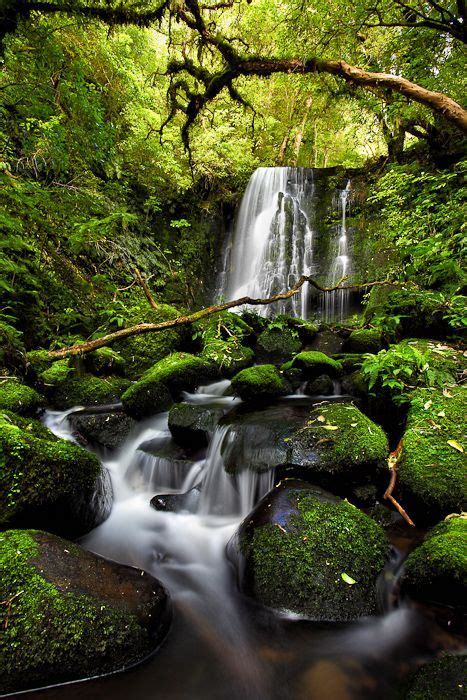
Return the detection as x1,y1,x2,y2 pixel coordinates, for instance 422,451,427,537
0,412,111,536
400,516,466,607
114,303,186,379
283,351,342,380
288,401,388,487
332,353,365,372
256,326,302,364
230,479,388,620
405,654,466,699
0,379,43,415
47,374,130,410
231,364,290,403
396,387,466,523
197,312,255,376
39,358,74,386
121,352,213,419
345,329,383,354
168,402,224,448
0,529,171,694
84,347,126,376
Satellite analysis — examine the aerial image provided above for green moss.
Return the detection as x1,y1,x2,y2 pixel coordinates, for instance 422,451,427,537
289,401,388,479
40,359,74,385
0,413,101,528
196,312,254,375
247,490,388,620
231,364,289,402
121,378,173,420
200,338,254,376
0,321,25,372
0,379,43,415
257,326,302,362
405,655,467,699
49,375,130,409
84,347,126,376
332,353,365,372
285,351,343,378
346,329,383,354
402,516,466,605
0,530,158,693
0,410,57,441
115,303,186,379
398,387,466,522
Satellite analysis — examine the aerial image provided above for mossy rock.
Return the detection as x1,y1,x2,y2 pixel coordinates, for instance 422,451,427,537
284,351,343,379
231,364,290,403
39,358,74,386
397,387,466,524
0,529,171,694
346,329,383,354
48,375,130,409
240,310,269,334
288,401,388,486
0,412,110,536
400,516,466,607
256,326,302,364
341,369,370,398
114,303,186,379
0,379,43,416
304,373,334,396
231,479,388,621
200,338,254,376
405,654,466,699
68,411,137,451
84,347,126,376
121,352,213,419
168,402,224,448
197,312,255,376
332,353,365,372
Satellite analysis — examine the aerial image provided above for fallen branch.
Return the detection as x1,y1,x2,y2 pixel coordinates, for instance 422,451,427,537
134,268,158,310
46,275,393,360
384,439,415,527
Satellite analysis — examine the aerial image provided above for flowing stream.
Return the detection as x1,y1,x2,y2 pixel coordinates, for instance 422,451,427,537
31,383,461,700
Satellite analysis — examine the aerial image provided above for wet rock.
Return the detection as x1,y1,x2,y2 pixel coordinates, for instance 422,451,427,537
69,410,136,450
287,401,388,488
341,369,369,398
305,374,334,396
0,529,171,694
309,329,344,355
151,485,201,512
122,378,173,421
231,364,290,403
404,654,466,699
229,479,388,621
345,329,383,354
0,411,112,537
168,402,224,448
396,387,466,524
400,515,466,608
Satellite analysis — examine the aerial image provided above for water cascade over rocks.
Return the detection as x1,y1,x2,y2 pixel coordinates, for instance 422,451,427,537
217,167,353,321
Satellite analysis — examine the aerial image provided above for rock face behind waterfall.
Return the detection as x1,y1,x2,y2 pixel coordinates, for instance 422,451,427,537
228,480,388,621
0,529,171,694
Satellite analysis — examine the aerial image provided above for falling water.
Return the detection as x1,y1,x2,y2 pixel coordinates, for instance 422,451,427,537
321,179,352,322
218,167,316,318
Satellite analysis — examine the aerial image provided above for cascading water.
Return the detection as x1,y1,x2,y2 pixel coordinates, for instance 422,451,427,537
321,179,352,322
218,167,316,318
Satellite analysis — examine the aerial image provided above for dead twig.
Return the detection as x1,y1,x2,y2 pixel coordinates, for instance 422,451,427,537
384,440,415,527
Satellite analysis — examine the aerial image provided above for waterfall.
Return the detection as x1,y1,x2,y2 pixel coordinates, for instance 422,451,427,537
321,179,352,323
218,167,316,318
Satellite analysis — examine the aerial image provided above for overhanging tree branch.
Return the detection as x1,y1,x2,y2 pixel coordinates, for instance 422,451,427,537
45,276,395,360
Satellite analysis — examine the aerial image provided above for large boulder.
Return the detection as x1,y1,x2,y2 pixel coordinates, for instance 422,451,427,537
396,387,466,524
0,379,43,416
231,364,290,403
400,516,466,608
121,352,214,419
404,655,467,700
229,479,388,621
0,529,171,694
168,402,224,448
0,411,111,537
287,401,389,488
114,302,186,379
283,351,342,380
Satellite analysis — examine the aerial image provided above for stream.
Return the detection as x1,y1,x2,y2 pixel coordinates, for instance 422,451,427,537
19,381,461,700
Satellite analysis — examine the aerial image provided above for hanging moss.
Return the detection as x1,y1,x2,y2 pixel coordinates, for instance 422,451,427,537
0,529,170,694
0,379,43,415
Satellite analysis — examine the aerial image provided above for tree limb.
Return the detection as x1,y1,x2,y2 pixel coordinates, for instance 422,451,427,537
134,268,158,310
384,439,415,527
46,276,394,359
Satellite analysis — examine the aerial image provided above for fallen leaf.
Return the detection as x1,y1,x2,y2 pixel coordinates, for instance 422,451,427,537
322,425,339,431
350,423,358,427
424,400,432,410
443,388,452,398
447,440,464,453
341,573,356,585
317,415,326,422
437,411,446,418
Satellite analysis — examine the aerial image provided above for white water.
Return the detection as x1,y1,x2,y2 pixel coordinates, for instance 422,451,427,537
321,179,352,323
218,167,316,318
